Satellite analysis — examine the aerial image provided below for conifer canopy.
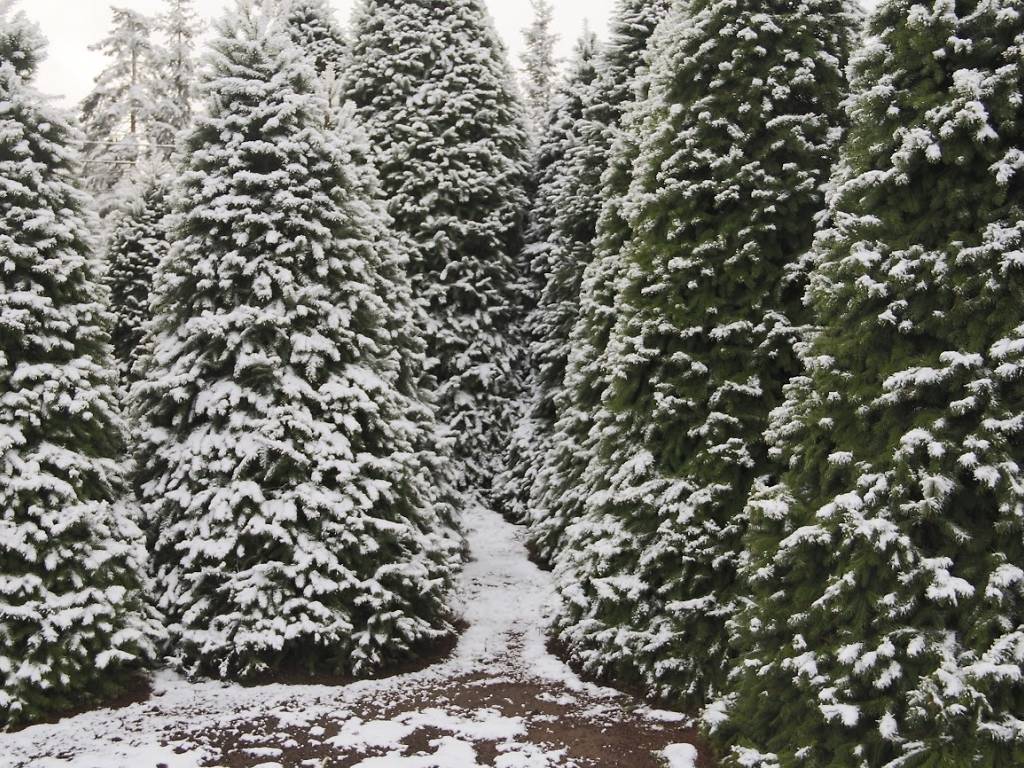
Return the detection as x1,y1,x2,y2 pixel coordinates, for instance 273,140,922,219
552,0,859,708
345,0,531,496
0,2,161,728
132,0,462,680
714,2,1024,765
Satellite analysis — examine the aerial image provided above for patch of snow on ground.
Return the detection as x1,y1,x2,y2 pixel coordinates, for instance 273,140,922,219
328,708,526,751
661,743,699,768
25,743,209,768
639,707,692,724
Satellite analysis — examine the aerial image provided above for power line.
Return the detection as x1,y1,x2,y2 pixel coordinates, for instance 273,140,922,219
71,139,178,150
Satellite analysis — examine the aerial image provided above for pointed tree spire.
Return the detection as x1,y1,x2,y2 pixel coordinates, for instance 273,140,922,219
345,0,531,497
520,0,560,136
284,0,347,77
714,2,1024,765
132,0,461,680
150,0,203,145
0,2,161,728
79,6,160,201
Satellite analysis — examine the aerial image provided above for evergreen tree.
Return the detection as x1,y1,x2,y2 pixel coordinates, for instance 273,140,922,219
105,164,173,382
712,3,1024,765
345,0,531,496
150,0,202,148
498,32,599,525
527,0,672,562
520,0,559,136
80,7,160,200
132,0,461,681
551,0,859,708
285,0,347,78
0,2,161,728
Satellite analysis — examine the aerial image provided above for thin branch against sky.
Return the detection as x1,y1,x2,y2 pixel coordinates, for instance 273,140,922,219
28,0,620,105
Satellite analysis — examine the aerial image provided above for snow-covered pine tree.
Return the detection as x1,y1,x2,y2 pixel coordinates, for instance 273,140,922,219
498,33,599,525
712,3,1024,765
131,0,461,681
551,0,859,708
285,0,347,78
326,19,464,563
80,6,160,201
105,164,173,382
527,0,672,562
520,0,559,136
0,2,161,728
150,0,202,148
345,0,530,496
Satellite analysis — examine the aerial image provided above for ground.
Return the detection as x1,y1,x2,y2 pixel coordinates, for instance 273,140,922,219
0,506,709,768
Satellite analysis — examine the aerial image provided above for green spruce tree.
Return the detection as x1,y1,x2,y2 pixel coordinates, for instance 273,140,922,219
712,2,1024,766
527,0,672,563
105,165,173,382
132,0,461,680
520,0,560,136
285,0,346,77
79,6,160,201
0,2,161,728
552,0,859,708
498,32,599,525
344,0,530,496
150,0,203,148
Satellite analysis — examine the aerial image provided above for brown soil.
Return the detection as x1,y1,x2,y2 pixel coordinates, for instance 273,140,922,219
546,635,679,710
176,671,716,767
543,636,721,767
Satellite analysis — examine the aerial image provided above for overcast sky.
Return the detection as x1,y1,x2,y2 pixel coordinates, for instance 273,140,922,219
28,0,618,106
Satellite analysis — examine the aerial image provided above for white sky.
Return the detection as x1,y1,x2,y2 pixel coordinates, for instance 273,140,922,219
28,0,618,106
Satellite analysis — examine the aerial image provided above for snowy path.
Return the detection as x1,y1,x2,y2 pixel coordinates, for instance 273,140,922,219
450,501,571,678
0,506,703,768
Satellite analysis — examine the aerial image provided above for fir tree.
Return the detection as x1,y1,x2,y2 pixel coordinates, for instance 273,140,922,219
79,6,160,200
0,2,161,728
105,164,173,382
132,0,461,681
345,0,530,496
520,0,559,136
498,32,599,525
712,3,1024,765
551,0,859,708
150,0,202,148
527,0,672,562
285,0,347,78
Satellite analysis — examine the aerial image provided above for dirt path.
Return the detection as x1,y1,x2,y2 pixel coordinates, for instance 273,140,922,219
0,505,708,768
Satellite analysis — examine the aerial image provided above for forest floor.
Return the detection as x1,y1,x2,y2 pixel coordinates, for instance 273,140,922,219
0,505,710,768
